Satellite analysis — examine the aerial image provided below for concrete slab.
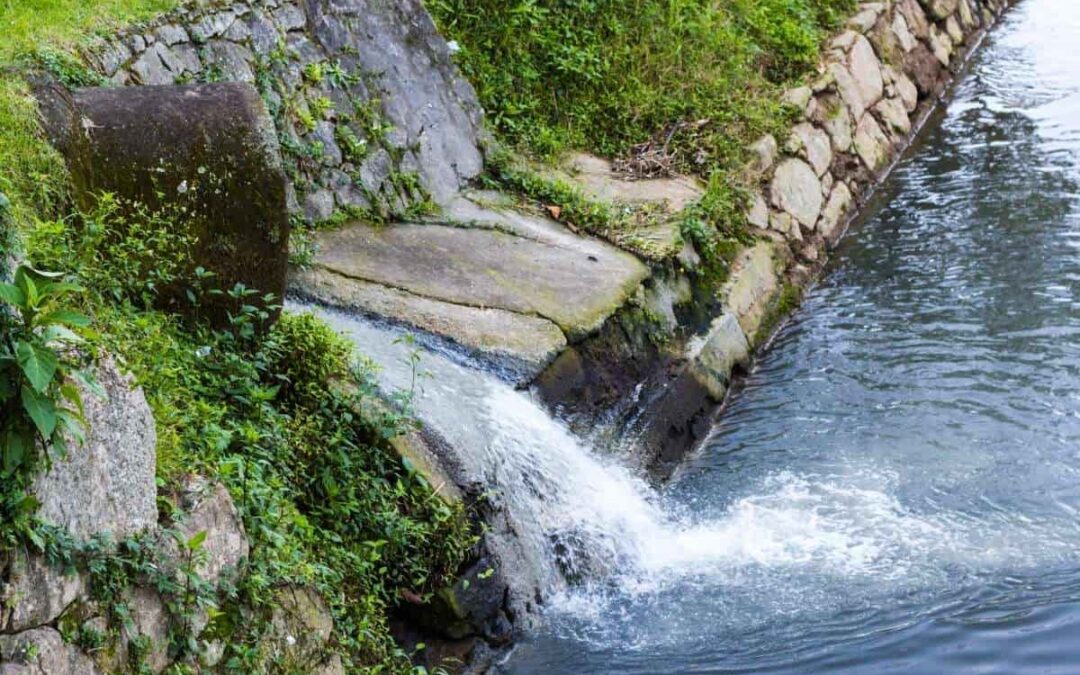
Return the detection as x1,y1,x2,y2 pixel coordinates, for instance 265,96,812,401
291,267,566,382
305,208,649,346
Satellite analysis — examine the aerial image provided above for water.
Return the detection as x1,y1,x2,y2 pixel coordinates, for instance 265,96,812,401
503,1,1080,671
306,309,678,594
303,1,1080,670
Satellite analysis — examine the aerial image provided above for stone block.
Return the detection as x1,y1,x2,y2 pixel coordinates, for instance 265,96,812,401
770,159,823,228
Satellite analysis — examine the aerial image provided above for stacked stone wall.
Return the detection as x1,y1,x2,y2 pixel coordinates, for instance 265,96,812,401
749,0,1011,264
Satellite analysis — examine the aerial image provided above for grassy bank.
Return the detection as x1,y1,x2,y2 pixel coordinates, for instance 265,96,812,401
428,0,855,264
0,2,473,672
0,0,181,242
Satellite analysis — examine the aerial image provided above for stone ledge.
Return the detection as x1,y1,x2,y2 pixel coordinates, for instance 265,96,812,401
302,209,649,348
291,267,568,384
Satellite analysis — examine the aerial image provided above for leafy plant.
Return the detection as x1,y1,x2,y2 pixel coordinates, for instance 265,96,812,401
0,263,95,477
302,62,325,85
29,193,196,308
309,95,335,120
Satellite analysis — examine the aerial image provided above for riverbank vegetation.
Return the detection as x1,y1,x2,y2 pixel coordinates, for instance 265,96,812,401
1,2,473,672
429,0,855,267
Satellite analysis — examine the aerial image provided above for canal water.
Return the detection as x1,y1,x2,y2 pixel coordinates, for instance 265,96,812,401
504,0,1080,672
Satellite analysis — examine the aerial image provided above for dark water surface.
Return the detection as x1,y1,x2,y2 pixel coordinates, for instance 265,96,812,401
506,1,1080,672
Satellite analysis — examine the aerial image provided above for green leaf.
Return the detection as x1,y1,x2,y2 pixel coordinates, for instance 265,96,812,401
56,410,86,448
61,383,85,419
0,283,25,308
0,372,16,402
72,370,105,400
15,341,58,393
36,281,84,298
19,273,38,309
187,530,208,551
2,427,33,475
22,385,58,438
50,430,69,460
41,325,84,346
38,309,91,328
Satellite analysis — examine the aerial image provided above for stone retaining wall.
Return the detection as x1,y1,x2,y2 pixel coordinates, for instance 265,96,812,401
585,0,1016,473
749,0,1011,261
85,0,486,224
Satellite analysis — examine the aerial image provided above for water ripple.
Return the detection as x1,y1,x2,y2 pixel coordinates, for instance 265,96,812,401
509,1,1080,672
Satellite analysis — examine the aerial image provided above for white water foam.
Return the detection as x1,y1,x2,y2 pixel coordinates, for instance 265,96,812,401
299,304,1010,607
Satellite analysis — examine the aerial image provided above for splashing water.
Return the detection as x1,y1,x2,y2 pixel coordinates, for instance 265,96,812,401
299,305,1069,613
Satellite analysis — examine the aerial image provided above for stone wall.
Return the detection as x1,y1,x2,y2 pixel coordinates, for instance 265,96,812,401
747,0,1012,261
85,0,486,224
548,0,1016,473
0,359,347,674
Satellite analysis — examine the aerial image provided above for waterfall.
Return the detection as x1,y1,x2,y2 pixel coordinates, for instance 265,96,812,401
303,302,675,591
298,303,972,601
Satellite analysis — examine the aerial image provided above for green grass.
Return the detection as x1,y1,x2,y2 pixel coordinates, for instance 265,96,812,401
0,0,177,64
428,0,856,265
0,3,476,669
0,0,183,243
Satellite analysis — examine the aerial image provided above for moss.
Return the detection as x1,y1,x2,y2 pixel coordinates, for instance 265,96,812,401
754,281,804,345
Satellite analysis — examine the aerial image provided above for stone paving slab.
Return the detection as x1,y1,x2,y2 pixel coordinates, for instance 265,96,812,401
561,152,705,212
291,267,567,382
294,197,649,378
549,152,706,261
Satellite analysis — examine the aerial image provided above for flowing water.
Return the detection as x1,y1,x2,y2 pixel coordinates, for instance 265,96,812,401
505,1,1080,671
303,1,1080,670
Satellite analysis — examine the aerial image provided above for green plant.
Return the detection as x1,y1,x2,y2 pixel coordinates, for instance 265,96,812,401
295,107,317,134
0,263,97,549
302,62,325,85
309,95,335,120
0,264,94,477
29,193,196,308
0,193,17,282
324,60,360,89
336,124,370,163
35,49,108,88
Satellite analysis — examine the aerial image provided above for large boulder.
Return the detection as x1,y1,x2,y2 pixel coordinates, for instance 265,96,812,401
0,552,84,635
688,314,752,401
2,357,155,635
37,82,289,324
31,357,157,542
260,586,342,673
0,628,101,675
166,476,249,585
